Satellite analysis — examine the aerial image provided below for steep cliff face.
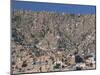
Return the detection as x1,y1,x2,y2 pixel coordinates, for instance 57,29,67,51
11,10,96,74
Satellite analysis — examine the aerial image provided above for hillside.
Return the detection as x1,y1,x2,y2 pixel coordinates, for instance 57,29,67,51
11,10,96,74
